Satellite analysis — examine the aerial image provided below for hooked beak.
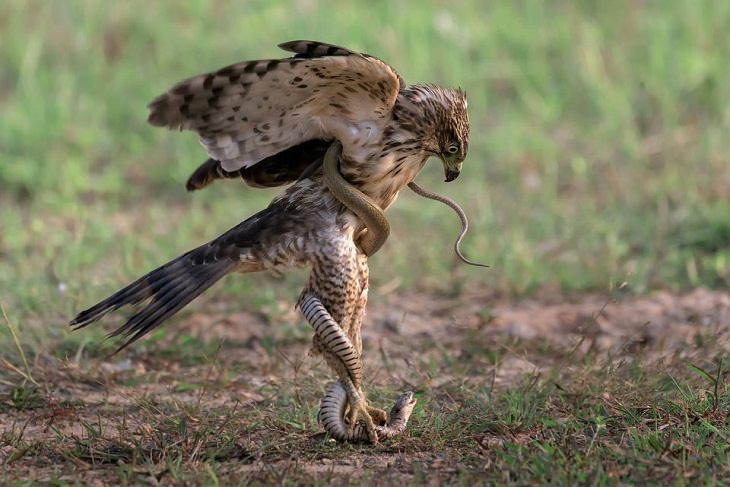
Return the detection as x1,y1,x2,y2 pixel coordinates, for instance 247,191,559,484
441,156,463,182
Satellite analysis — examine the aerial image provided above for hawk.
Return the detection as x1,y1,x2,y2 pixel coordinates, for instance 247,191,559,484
70,40,470,442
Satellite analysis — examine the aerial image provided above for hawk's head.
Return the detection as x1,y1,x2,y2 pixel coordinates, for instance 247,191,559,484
436,88,469,182
403,85,470,182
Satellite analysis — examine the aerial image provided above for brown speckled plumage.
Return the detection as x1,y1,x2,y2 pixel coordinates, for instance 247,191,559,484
153,40,469,210
70,173,362,350
71,41,469,440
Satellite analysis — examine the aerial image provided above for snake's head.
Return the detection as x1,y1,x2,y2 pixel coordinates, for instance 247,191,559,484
389,391,417,422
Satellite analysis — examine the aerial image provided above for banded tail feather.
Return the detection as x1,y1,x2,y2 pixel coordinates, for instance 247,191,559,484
69,202,291,351
70,245,236,352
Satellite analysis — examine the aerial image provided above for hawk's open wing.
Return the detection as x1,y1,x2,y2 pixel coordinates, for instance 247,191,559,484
148,40,403,174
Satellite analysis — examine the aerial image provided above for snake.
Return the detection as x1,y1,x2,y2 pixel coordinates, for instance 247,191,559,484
322,141,487,266
407,181,489,268
310,142,481,441
322,142,390,257
299,293,417,442
318,380,417,442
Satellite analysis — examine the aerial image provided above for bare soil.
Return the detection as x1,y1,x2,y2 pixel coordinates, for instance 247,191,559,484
2,288,729,485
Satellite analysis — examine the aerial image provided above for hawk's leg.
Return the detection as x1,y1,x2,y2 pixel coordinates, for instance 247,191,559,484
299,220,391,442
347,254,387,427
298,293,380,443
337,254,387,431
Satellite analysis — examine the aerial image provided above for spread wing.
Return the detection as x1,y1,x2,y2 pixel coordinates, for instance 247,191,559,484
148,40,404,173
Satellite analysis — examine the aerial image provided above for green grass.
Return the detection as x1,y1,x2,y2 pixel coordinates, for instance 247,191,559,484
2,1,729,321
2,314,728,485
2,0,730,484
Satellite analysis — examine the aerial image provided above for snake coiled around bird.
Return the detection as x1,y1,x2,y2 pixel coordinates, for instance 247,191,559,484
299,293,417,442
322,142,485,266
310,142,482,442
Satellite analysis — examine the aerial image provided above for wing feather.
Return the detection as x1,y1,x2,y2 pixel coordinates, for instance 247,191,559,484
148,40,403,172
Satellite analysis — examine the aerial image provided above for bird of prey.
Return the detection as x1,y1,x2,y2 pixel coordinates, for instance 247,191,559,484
70,40,470,442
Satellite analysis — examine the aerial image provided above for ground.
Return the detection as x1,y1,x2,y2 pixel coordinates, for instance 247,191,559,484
2,1,730,485
2,288,729,485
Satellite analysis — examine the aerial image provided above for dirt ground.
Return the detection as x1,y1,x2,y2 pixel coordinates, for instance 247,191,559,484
2,288,729,485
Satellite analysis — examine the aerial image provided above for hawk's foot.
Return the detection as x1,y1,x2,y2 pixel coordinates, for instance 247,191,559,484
345,395,379,444
367,405,388,426
318,380,417,443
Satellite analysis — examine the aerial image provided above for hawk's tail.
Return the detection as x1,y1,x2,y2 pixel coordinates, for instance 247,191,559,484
70,243,236,352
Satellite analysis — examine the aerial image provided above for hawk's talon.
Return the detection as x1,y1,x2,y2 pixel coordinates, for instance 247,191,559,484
341,379,379,443
318,380,418,443
368,405,388,426
69,40,467,451
345,396,379,444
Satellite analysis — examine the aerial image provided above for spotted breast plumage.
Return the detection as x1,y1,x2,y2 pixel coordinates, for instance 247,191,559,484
71,40,470,443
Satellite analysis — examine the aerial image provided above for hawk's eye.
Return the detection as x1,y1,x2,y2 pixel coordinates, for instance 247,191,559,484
447,144,459,154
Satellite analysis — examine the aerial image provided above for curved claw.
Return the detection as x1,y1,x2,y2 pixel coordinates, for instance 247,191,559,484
342,379,379,443
346,396,379,444
299,292,402,444
318,380,417,443
368,405,388,426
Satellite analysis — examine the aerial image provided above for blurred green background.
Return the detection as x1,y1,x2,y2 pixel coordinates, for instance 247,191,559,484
1,0,729,344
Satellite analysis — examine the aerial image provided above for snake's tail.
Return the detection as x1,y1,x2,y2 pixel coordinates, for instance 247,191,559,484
407,181,489,268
